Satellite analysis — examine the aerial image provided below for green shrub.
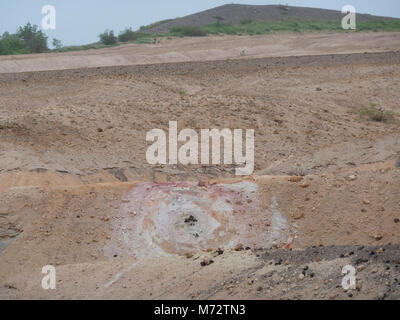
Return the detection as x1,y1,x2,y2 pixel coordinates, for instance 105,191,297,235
0,23,49,55
99,30,117,45
0,32,29,55
52,38,62,49
16,23,48,53
359,104,394,123
118,28,140,42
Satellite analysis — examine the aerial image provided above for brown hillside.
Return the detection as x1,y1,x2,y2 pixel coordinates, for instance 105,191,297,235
142,4,398,34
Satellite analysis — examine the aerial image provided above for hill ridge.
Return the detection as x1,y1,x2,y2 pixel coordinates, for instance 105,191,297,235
142,4,398,34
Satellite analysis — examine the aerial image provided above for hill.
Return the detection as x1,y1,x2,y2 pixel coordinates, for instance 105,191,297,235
141,4,398,34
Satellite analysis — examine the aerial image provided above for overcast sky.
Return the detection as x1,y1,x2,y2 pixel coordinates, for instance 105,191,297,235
1,0,399,46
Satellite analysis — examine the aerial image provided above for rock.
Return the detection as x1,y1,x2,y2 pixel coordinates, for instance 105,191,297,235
4,283,17,290
362,199,370,205
288,176,302,183
284,260,291,265
257,286,263,291
198,181,207,187
357,265,366,272
298,273,305,280
348,175,357,181
200,256,213,266
185,252,193,259
394,218,399,223
300,182,309,188
395,156,400,168
374,235,383,241
292,211,304,220
376,247,384,253
234,243,244,251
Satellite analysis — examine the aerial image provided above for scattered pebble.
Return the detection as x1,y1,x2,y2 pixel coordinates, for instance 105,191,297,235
300,182,309,188
234,243,244,251
200,256,213,266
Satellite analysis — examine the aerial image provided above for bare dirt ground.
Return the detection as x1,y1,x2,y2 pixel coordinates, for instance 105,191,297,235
0,32,399,300
1,32,400,73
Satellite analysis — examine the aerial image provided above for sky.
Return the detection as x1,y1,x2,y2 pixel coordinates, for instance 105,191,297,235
1,0,400,47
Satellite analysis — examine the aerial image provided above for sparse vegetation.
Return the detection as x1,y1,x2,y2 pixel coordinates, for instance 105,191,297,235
169,26,207,37
201,19,400,35
52,38,62,49
278,4,290,15
359,103,394,123
119,29,155,43
53,43,117,53
140,19,174,31
240,18,253,25
118,28,137,42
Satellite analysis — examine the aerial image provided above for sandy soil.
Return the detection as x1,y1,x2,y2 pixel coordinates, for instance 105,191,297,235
0,32,399,300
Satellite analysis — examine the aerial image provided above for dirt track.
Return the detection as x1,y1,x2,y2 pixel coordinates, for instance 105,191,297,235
0,32,399,300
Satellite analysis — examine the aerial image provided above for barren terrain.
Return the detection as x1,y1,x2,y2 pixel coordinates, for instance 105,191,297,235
0,32,399,299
